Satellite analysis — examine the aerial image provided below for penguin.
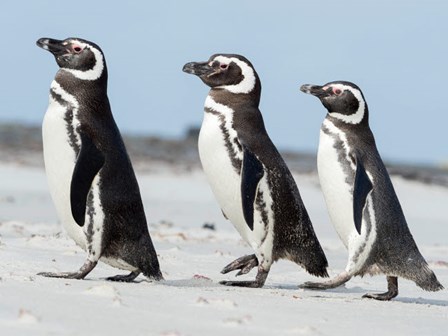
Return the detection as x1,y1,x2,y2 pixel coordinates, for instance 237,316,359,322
36,37,162,282
299,81,443,300
182,54,328,288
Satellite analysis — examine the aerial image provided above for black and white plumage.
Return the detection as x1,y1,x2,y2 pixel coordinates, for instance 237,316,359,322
300,81,443,300
36,37,162,281
183,54,328,288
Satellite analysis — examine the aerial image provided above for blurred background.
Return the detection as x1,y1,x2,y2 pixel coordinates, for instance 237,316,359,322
0,0,447,165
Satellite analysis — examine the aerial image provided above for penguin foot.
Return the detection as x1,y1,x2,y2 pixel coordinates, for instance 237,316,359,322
221,254,259,276
106,270,141,282
299,271,351,290
220,266,268,288
362,276,398,301
38,260,97,280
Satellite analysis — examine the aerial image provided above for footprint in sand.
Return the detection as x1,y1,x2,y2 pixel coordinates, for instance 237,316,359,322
222,314,252,326
287,326,322,335
196,296,238,308
84,284,122,307
18,308,40,324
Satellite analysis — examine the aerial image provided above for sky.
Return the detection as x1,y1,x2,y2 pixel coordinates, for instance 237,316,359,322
0,0,447,165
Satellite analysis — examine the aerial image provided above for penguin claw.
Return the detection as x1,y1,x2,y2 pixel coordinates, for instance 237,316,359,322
220,267,269,288
221,254,259,275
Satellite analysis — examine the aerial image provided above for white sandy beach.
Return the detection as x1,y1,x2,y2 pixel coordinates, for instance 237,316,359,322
0,162,447,336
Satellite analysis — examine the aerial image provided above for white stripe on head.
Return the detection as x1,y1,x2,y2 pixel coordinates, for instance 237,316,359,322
213,56,256,94
62,40,105,81
327,84,366,124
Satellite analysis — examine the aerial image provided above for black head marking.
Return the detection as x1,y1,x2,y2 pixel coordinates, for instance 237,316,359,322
37,37,106,81
301,80,368,124
183,53,261,95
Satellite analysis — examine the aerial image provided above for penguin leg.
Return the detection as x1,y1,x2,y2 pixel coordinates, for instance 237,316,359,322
106,270,141,282
220,264,269,288
38,226,101,280
299,271,352,289
362,276,398,301
38,259,97,280
221,254,259,276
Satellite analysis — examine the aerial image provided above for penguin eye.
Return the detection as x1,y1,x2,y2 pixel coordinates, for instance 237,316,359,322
220,64,228,70
333,88,342,95
73,45,83,54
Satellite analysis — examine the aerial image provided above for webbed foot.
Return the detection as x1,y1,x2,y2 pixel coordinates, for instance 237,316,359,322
299,271,351,290
106,270,141,282
363,276,398,301
220,265,268,288
221,254,259,276
38,260,97,280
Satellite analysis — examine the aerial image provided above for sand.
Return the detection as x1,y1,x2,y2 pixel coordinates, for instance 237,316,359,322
0,163,447,335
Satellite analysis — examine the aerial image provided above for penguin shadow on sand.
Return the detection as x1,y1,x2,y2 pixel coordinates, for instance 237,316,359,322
275,281,448,306
392,297,448,307
160,278,222,289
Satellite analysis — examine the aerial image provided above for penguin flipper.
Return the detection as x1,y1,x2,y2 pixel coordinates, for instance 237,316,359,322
241,146,264,231
353,153,373,234
70,132,105,227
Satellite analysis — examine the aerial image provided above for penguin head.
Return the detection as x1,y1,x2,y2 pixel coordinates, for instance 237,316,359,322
36,37,106,81
300,81,368,124
183,54,260,95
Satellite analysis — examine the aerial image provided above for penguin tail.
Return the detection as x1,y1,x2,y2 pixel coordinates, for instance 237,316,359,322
303,239,330,278
285,248,329,278
391,255,445,292
139,256,164,281
139,243,164,281
144,268,164,281
304,260,330,278
414,264,444,292
127,234,164,281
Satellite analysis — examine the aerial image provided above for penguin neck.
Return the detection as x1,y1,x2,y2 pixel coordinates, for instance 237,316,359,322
327,104,370,129
209,86,260,110
55,69,108,97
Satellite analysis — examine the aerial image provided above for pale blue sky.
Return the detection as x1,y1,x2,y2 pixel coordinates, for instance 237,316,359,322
0,0,447,164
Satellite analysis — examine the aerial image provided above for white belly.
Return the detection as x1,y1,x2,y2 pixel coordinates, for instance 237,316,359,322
198,111,274,259
318,129,355,248
199,112,246,237
318,121,377,273
42,84,134,271
42,96,86,249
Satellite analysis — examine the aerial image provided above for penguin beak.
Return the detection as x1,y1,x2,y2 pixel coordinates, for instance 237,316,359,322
182,62,215,77
36,38,68,56
300,84,329,98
